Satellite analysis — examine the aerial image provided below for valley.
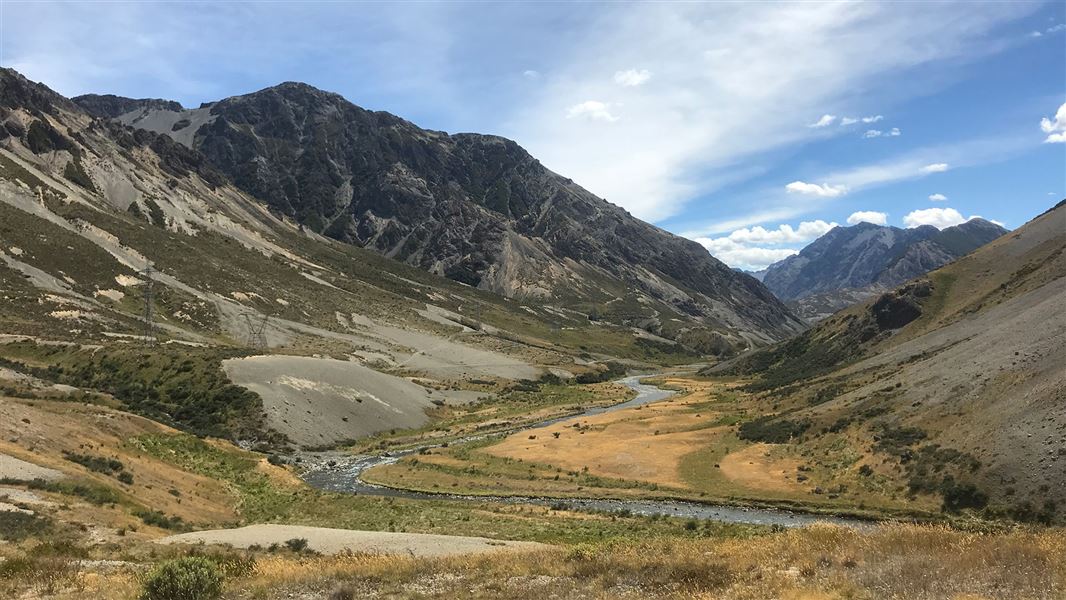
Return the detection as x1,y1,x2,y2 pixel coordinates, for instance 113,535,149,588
0,62,1062,600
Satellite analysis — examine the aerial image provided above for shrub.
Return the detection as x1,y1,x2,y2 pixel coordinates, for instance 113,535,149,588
134,509,185,530
140,557,223,600
283,537,309,552
575,362,627,384
62,451,124,475
0,511,52,541
0,477,121,505
63,157,96,192
738,416,809,443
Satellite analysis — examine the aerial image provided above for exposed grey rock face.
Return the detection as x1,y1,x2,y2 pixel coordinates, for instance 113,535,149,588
72,94,184,118
74,82,805,345
763,219,1007,321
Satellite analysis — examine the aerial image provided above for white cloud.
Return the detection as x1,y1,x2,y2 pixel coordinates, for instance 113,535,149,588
613,68,651,86
508,3,1036,222
863,127,900,138
1049,24,1066,34
785,181,847,197
1040,102,1066,143
928,193,948,201
903,207,973,228
523,70,541,80
566,100,619,122
846,211,888,225
726,220,838,244
809,114,837,128
920,162,950,173
694,237,800,271
691,219,837,270
840,115,882,126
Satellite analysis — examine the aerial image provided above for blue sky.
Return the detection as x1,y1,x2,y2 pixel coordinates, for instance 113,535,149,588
3,1,1064,270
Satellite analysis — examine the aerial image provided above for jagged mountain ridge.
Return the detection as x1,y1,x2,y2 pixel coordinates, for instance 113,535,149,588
762,219,1007,321
73,82,804,347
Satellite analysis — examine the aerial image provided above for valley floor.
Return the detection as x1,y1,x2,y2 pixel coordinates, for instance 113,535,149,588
361,375,940,519
1,373,1063,599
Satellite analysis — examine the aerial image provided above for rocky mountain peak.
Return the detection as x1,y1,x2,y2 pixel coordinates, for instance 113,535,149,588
762,218,1007,322
65,74,805,348
73,93,185,119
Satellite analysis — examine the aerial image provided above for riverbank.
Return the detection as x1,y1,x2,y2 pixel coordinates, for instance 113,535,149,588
298,375,888,528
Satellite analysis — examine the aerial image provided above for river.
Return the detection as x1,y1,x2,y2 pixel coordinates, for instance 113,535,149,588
300,375,869,528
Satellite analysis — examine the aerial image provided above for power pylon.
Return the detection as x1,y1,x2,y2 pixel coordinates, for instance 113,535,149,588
141,264,156,345
243,312,269,349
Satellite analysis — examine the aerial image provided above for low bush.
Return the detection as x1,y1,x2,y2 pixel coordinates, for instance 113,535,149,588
140,557,223,600
134,509,186,531
0,511,52,541
738,415,809,443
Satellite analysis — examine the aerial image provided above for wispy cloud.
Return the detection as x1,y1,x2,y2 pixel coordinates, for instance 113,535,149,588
507,3,1037,221
614,69,651,87
566,100,620,122
929,193,948,201
686,133,1031,238
786,181,848,197
863,127,901,138
809,114,837,128
920,163,950,173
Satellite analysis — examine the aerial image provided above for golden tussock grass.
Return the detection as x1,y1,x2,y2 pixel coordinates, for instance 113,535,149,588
227,523,1065,600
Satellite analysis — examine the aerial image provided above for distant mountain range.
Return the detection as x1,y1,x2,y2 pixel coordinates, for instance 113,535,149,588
760,219,1008,322
72,82,803,349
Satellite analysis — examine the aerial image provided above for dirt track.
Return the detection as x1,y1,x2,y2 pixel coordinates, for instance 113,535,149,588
157,524,549,557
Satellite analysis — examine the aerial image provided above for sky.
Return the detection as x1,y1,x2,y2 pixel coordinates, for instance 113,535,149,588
3,1,1064,270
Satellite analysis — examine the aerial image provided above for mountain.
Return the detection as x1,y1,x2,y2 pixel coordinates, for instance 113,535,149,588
73,83,804,349
761,220,1007,322
1,67,707,448
713,201,1066,516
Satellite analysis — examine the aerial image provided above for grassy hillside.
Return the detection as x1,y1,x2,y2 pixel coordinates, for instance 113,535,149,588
701,203,1066,521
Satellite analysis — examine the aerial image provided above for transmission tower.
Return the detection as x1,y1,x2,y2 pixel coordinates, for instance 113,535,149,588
141,264,156,345
243,312,269,349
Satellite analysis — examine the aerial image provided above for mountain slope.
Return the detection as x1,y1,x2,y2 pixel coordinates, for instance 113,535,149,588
73,83,804,348
2,68,702,448
714,201,1066,519
762,220,1007,322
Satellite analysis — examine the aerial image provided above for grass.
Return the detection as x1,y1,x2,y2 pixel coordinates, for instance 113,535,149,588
128,431,759,545
14,523,1055,600
349,381,633,455
362,376,946,521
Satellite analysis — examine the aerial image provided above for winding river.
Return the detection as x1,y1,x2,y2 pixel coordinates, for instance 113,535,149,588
300,376,869,528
